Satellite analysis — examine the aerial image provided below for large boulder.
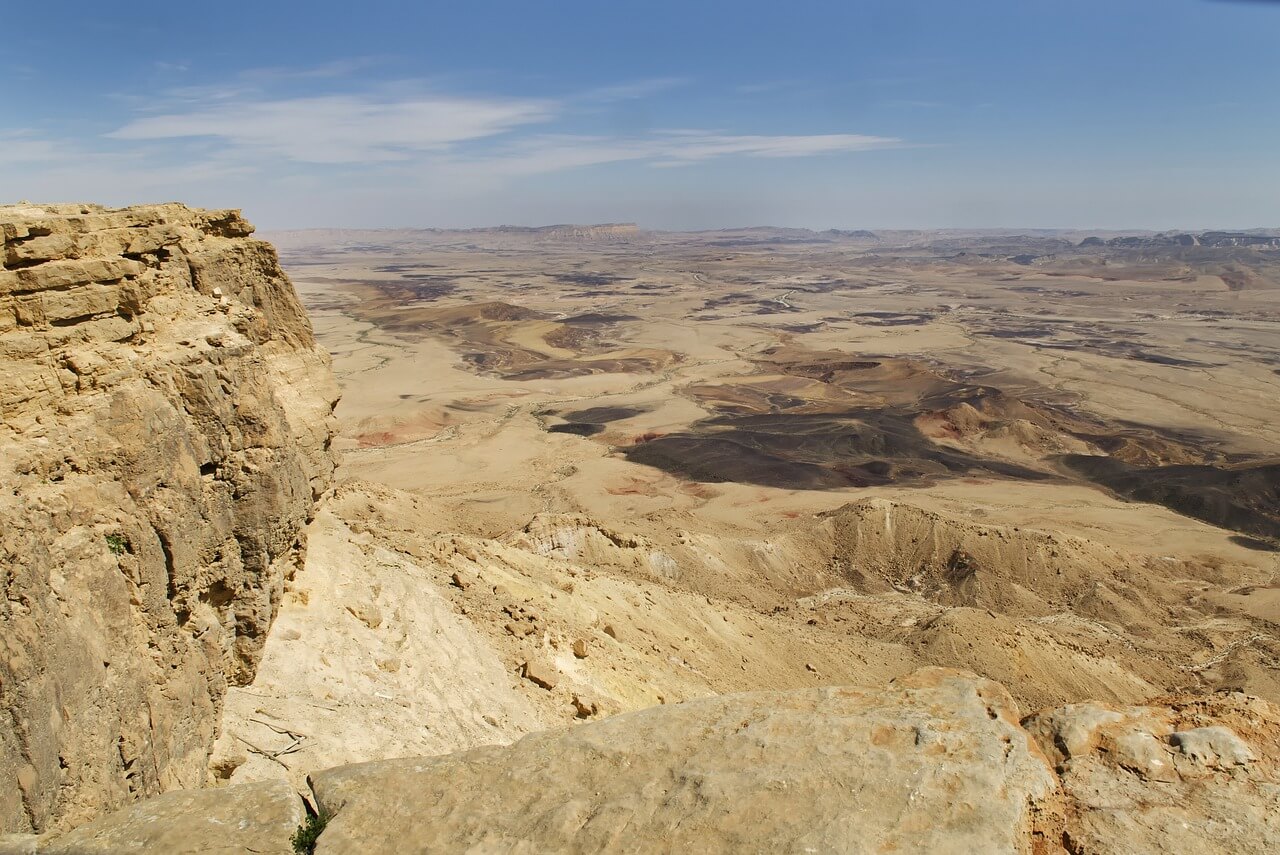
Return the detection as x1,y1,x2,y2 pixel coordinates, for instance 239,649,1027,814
309,668,1063,854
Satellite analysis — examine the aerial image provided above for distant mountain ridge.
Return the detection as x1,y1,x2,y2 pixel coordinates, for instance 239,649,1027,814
489,223,640,239
262,224,1280,261
1081,231,1280,249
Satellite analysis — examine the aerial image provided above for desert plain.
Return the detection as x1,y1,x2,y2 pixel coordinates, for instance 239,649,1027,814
203,224,1280,790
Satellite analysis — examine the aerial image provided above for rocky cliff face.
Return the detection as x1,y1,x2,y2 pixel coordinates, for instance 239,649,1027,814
0,203,338,833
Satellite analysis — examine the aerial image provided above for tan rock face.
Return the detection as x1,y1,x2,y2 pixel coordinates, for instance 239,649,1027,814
308,668,1064,854
0,203,338,834
208,498,544,796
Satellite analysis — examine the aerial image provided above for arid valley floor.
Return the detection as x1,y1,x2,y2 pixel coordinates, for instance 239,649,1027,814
207,224,1280,789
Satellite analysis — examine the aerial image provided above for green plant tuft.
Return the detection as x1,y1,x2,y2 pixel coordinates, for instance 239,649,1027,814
105,533,128,556
292,809,331,855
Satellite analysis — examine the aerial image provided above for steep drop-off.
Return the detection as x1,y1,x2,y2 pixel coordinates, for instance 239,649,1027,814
0,203,338,833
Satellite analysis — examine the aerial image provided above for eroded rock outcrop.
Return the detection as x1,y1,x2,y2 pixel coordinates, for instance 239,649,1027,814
0,203,338,833
309,669,1064,854
1024,692,1280,854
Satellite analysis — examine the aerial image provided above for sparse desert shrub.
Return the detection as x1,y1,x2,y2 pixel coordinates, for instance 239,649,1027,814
292,809,331,855
105,533,127,556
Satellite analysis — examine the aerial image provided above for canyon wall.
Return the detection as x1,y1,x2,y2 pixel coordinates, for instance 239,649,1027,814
0,203,338,833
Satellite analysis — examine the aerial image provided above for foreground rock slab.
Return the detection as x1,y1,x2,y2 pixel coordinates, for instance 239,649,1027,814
7,667,1277,853
309,668,1062,854
1,780,304,854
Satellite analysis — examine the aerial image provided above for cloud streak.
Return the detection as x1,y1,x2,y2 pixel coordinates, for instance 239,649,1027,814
103,84,901,173
108,93,557,163
2,68,905,225
649,131,899,163
459,130,901,177
580,77,690,102
0,131,80,166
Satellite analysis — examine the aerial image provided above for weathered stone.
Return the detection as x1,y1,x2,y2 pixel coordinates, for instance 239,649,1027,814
0,834,36,855
13,257,144,293
3,232,77,266
35,780,303,854
520,660,559,690
0,270,22,296
1024,691,1280,854
1169,726,1255,769
345,602,383,630
309,669,1062,854
37,283,119,323
0,202,338,834
571,693,599,718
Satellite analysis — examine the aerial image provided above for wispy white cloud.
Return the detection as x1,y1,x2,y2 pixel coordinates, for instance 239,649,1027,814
120,59,395,110
101,79,900,172
458,130,901,176
580,77,689,102
236,58,384,83
4,64,906,222
107,92,557,163
0,130,76,166
648,130,899,163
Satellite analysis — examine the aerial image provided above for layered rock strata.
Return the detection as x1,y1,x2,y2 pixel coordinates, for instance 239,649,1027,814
0,203,338,833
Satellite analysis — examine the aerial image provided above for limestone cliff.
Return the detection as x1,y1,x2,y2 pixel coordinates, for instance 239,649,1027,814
0,203,338,833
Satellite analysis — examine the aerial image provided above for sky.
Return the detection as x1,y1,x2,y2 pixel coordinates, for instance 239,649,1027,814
3,0,1278,230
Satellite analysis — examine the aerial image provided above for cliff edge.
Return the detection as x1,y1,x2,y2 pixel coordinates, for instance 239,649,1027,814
9,669,1278,854
0,203,338,833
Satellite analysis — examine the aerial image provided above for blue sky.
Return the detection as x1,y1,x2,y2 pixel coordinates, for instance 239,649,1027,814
3,0,1278,229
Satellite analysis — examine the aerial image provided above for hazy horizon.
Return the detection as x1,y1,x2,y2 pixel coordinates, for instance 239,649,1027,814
254,221,1279,234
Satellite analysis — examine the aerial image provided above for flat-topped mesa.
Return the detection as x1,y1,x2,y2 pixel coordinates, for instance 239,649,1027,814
491,222,642,241
0,203,339,834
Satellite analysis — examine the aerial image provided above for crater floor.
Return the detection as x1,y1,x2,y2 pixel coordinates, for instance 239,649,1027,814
213,225,1280,791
